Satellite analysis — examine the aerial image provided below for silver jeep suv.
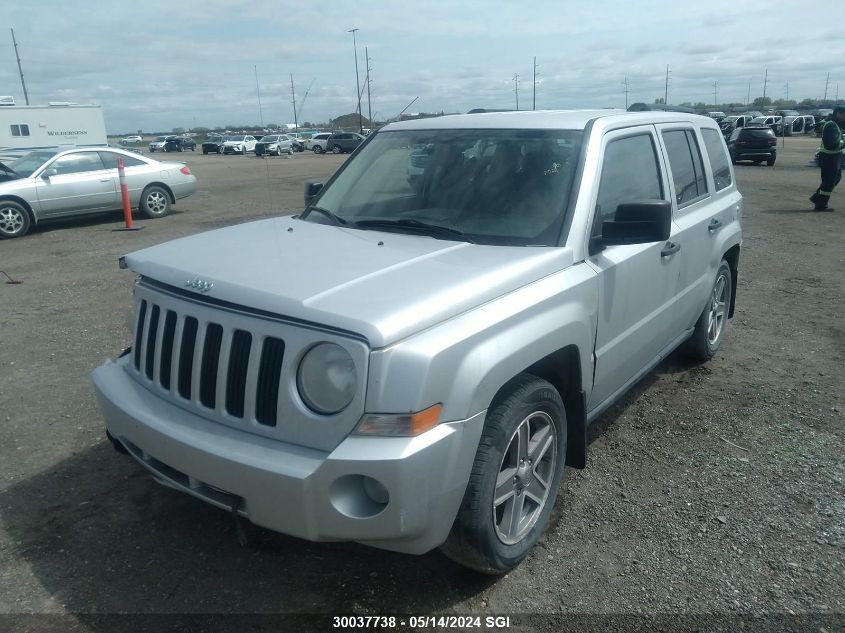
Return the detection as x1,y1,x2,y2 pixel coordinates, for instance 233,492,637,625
93,110,742,573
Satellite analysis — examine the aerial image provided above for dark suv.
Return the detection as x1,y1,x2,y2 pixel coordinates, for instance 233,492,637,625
326,132,364,154
164,136,196,152
727,125,777,166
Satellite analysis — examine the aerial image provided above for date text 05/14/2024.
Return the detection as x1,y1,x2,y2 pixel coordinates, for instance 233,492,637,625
332,615,512,629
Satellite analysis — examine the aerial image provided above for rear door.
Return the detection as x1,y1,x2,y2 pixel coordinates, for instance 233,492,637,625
587,126,685,411
35,151,117,217
656,124,721,330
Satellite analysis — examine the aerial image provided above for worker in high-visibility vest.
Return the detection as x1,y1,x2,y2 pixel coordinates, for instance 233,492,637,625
810,105,845,211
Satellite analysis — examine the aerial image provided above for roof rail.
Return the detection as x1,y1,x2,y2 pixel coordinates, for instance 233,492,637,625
627,102,697,114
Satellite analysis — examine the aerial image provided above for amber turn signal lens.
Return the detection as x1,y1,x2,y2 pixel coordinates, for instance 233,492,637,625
354,404,443,437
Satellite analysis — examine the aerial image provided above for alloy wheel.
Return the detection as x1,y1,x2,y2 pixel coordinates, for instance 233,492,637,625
0,206,25,236
707,272,728,345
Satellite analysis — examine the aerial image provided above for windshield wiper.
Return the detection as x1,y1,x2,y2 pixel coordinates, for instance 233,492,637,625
303,206,350,226
354,218,474,243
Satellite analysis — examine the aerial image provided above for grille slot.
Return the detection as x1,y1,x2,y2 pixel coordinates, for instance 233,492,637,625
159,311,177,389
255,337,285,426
177,317,199,399
144,305,160,380
199,323,223,409
225,330,252,418
133,300,147,371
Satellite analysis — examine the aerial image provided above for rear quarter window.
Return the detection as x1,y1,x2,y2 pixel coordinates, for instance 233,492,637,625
700,128,732,192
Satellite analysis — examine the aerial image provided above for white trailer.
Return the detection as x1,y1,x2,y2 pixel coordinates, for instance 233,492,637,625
0,102,107,160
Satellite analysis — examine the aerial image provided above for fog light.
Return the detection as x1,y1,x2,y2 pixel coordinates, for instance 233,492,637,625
329,475,389,518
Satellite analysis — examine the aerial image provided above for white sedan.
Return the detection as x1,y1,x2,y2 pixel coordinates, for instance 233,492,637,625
0,147,197,239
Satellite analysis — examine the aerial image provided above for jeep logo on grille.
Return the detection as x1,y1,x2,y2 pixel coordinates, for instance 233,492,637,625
185,277,213,293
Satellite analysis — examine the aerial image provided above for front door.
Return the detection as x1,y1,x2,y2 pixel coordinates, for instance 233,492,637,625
587,127,685,412
35,151,117,217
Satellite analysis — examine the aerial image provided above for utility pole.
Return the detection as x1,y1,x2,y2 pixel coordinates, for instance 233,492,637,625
532,56,537,111
365,47,372,128
785,81,789,102
624,76,629,109
746,79,751,107
823,72,830,101
513,73,519,110
713,81,718,107
762,68,768,100
347,28,363,133
289,74,298,131
254,65,263,126
10,28,29,105
664,65,670,105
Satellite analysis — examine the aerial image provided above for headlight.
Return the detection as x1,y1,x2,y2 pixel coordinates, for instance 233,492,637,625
297,343,357,414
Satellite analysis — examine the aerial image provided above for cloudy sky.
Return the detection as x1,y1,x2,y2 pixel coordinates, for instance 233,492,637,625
2,0,842,133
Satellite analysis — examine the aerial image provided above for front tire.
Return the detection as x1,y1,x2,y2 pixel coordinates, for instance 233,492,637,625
440,374,566,574
313,145,323,154
332,145,342,154
0,201,31,239
684,259,732,361
767,158,776,166
139,185,171,219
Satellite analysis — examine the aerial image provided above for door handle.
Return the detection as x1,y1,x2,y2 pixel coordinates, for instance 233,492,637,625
708,218,723,233
661,241,681,258
99,178,111,182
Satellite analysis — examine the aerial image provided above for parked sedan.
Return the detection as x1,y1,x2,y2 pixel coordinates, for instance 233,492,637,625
326,132,365,154
0,148,197,239
254,134,293,156
222,135,257,155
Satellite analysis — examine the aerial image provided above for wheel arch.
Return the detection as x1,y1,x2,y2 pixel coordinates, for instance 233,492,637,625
142,182,176,204
722,243,740,318
0,195,37,224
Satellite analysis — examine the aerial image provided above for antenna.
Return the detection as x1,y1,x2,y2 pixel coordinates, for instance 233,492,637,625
10,28,29,105
513,73,519,110
397,96,418,119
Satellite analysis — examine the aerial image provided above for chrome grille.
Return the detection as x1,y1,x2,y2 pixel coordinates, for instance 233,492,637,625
132,299,286,426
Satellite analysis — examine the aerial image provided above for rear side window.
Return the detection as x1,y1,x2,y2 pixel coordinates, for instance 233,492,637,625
10,124,30,137
700,129,732,192
742,129,775,140
594,133,664,236
99,152,145,169
662,130,708,207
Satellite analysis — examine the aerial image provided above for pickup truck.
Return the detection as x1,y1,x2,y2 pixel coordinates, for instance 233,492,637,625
92,110,742,574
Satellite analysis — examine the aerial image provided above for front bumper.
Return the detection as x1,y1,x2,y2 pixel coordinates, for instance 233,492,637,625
91,357,485,554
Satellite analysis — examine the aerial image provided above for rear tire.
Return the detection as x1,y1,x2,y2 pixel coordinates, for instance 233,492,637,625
202,148,208,155
684,259,732,362
332,145,342,154
767,158,776,166
440,374,566,574
139,185,171,219
0,200,31,239
313,145,323,154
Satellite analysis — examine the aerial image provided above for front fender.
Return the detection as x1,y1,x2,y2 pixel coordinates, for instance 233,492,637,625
365,262,598,422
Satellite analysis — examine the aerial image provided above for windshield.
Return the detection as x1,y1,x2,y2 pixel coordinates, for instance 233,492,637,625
226,135,246,141
9,151,59,177
154,136,167,141
260,135,279,142
304,128,583,246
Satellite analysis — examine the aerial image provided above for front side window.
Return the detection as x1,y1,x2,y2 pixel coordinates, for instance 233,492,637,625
9,150,58,177
51,152,106,175
10,124,30,137
700,129,732,192
593,133,663,236
306,128,583,246
662,129,708,207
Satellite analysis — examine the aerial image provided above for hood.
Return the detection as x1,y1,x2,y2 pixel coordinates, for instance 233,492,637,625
123,217,574,348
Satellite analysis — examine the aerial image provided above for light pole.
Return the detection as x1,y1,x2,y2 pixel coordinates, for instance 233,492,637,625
348,28,363,133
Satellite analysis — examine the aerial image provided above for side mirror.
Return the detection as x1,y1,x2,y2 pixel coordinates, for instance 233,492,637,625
304,180,324,206
41,168,58,180
598,200,672,246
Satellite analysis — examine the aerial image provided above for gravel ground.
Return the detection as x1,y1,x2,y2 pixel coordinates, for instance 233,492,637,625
0,139,842,632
